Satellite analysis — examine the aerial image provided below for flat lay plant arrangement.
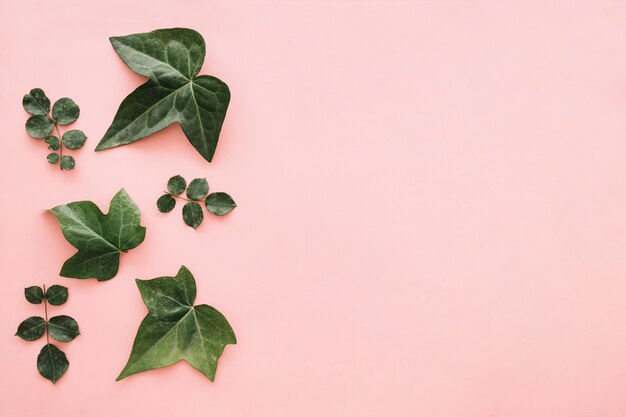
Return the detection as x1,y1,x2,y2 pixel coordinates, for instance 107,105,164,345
17,28,238,384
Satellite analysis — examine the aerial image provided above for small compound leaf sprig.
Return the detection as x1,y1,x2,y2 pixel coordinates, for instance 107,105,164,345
157,175,237,229
23,88,87,170
16,285,80,384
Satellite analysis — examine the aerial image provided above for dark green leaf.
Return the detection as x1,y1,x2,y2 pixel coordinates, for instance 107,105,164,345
26,115,54,138
167,175,186,195
62,130,87,149
182,202,203,229
52,98,80,125
48,315,80,342
60,155,75,170
205,192,236,216
47,153,59,164
15,316,46,341
37,344,69,383
45,285,68,306
186,178,208,200
117,266,236,381
45,135,60,150
108,29,205,86
156,194,176,213
95,28,230,163
24,286,44,304
23,88,50,115
49,189,146,280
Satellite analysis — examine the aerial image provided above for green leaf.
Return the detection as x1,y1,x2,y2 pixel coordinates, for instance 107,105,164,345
60,155,75,170
26,115,54,138
45,135,60,150
48,315,80,342
45,285,68,306
47,153,59,164
205,192,236,216
24,286,44,304
186,178,208,200
62,130,87,149
182,202,203,229
37,344,69,383
157,194,176,213
117,266,236,381
95,28,230,163
52,98,80,125
49,188,146,280
15,316,46,341
167,175,186,195
23,88,50,115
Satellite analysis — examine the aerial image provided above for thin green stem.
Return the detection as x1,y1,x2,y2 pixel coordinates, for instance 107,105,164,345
164,192,203,203
53,123,63,170
43,284,49,344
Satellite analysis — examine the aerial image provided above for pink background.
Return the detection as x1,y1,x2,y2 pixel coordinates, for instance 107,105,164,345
3,1,626,416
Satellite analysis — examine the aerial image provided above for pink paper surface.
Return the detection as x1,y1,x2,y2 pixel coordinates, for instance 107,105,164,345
3,1,626,416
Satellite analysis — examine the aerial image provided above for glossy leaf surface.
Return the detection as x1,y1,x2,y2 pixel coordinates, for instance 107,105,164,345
117,266,236,381
157,194,176,213
49,189,146,280
26,115,53,138
48,315,80,342
60,155,75,170
204,192,237,216
62,130,87,149
96,28,230,162
24,286,44,304
47,153,59,164
45,135,60,150
16,316,46,341
45,285,68,306
186,178,208,200
167,175,186,195
37,344,69,383
52,98,80,125
23,88,50,115
182,201,203,229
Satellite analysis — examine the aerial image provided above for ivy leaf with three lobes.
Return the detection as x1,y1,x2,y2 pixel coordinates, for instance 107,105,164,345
49,189,146,281
117,266,236,381
95,28,231,163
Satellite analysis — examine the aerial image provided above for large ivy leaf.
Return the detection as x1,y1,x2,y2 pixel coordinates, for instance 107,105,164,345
95,28,230,163
117,266,236,381
49,189,146,281
24,286,44,304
